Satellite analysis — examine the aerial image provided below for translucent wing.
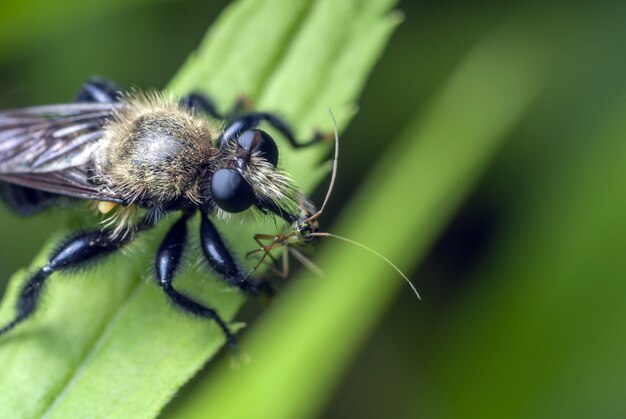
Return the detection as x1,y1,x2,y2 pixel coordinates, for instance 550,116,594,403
0,102,125,203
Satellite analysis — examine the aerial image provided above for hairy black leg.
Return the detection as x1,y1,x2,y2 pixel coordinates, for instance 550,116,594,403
200,211,274,297
180,93,223,119
218,112,326,148
0,183,58,216
155,213,237,348
76,78,121,103
181,93,249,122
0,228,134,336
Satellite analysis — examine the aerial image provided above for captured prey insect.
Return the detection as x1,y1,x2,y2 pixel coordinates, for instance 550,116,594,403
0,78,329,349
246,111,421,300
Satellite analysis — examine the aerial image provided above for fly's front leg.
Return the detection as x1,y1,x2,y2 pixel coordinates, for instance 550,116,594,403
0,228,134,336
155,213,238,349
180,94,323,148
218,112,330,148
200,211,274,297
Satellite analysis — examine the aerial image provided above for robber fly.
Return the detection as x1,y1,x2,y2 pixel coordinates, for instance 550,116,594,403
0,78,328,348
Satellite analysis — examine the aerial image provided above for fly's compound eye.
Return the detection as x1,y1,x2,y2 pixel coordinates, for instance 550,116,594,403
237,129,279,167
211,168,255,213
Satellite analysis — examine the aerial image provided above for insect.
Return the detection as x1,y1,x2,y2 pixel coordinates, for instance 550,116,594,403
0,78,328,349
246,112,420,300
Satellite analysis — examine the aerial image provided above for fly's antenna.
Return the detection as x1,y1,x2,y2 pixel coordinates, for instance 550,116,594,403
304,109,339,224
310,232,421,300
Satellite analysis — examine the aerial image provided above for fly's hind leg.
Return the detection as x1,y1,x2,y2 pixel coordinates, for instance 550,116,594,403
76,78,121,103
0,225,138,337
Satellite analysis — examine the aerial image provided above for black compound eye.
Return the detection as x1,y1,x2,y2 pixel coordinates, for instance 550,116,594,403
211,168,255,213
237,129,279,167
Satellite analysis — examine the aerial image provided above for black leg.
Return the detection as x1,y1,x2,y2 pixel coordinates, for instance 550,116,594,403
181,93,249,122
76,78,121,103
218,112,326,149
181,93,323,149
0,183,58,216
0,228,134,336
200,211,274,297
180,93,223,119
154,213,237,349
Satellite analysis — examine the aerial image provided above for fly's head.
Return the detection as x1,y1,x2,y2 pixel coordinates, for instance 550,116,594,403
201,129,302,222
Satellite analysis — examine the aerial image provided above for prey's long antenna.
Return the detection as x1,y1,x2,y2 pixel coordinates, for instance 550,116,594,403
304,109,339,224
310,232,421,300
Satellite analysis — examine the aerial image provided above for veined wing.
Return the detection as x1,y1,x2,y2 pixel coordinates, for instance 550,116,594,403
0,102,125,203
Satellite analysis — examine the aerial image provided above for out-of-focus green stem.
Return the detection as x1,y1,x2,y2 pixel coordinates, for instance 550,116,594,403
172,32,545,419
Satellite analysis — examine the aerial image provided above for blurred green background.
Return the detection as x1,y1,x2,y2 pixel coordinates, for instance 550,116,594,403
1,1,625,418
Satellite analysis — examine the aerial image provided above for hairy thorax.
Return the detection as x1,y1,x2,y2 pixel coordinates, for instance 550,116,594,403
96,93,218,207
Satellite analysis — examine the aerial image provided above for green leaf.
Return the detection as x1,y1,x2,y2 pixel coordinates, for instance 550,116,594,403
0,0,399,418
168,31,545,419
